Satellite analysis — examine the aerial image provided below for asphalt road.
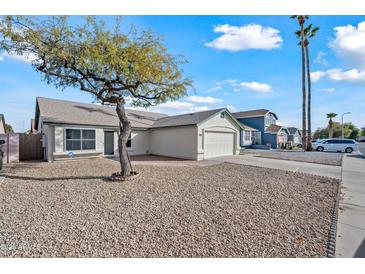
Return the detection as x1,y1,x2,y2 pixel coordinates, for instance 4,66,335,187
358,142,365,155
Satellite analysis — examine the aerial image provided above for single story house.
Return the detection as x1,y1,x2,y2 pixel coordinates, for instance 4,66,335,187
287,127,302,145
0,114,6,134
35,97,244,162
233,109,288,149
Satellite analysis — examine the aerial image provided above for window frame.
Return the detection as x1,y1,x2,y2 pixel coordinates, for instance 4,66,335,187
64,128,96,151
244,130,251,142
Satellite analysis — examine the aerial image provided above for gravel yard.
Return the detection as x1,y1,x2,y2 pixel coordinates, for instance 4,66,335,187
0,158,338,257
242,150,343,166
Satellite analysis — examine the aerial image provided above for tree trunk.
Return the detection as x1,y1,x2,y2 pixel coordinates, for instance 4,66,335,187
328,118,333,138
305,45,312,151
300,24,307,150
115,98,132,176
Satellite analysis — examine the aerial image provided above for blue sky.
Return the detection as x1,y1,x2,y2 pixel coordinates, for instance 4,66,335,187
1,16,365,132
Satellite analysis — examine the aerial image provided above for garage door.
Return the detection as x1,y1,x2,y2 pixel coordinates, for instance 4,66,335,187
204,131,235,158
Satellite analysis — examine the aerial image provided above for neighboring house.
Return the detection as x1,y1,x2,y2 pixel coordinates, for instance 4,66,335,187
232,109,287,148
287,127,302,145
35,97,244,162
265,124,290,148
0,114,5,134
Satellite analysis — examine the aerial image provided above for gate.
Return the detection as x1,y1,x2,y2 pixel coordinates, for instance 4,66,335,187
19,133,43,161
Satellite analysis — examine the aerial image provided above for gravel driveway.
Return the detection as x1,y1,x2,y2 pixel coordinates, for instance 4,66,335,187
0,158,338,257
242,150,343,166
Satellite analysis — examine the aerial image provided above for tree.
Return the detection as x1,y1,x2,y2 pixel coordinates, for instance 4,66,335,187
295,23,319,150
362,127,365,136
291,15,309,150
326,113,337,138
0,16,192,179
314,122,360,140
4,123,13,133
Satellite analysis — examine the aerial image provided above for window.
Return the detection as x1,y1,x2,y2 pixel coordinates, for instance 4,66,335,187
127,133,132,148
265,113,276,127
245,131,251,141
65,129,96,151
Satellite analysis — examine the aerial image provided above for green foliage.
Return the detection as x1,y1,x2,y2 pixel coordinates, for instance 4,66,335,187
4,123,13,133
0,16,192,107
362,127,365,136
314,122,361,139
294,24,320,45
326,112,337,119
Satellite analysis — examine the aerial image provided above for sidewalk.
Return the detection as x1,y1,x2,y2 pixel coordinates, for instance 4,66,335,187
336,153,365,257
212,154,341,179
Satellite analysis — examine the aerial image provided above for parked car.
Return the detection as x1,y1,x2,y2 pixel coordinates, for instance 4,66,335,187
0,139,5,170
312,138,358,153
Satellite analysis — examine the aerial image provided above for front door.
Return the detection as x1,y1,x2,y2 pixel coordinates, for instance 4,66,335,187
104,131,114,155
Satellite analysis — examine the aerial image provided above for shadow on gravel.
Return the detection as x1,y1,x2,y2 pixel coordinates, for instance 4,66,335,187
6,175,106,181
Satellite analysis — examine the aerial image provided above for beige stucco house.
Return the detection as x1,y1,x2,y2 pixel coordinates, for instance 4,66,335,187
34,97,244,162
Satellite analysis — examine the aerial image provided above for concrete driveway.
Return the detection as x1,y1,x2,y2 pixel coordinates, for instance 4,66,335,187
212,154,342,179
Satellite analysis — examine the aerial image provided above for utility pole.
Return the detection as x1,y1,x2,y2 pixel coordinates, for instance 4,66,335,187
341,112,351,139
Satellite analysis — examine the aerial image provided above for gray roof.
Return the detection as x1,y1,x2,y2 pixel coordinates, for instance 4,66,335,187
35,97,240,130
151,108,224,128
36,97,167,129
232,109,278,120
265,124,288,134
287,127,301,135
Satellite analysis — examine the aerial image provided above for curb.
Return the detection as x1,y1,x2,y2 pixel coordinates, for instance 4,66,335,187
326,153,346,257
326,178,341,258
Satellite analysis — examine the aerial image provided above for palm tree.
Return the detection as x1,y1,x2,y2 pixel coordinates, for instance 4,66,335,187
327,113,337,138
291,15,309,150
296,23,320,150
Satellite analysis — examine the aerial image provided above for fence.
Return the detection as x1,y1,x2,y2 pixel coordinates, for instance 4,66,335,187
0,133,43,163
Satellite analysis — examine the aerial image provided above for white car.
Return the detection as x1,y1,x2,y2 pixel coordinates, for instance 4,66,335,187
313,138,358,153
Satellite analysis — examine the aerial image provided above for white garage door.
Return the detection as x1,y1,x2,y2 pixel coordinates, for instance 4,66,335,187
204,131,235,158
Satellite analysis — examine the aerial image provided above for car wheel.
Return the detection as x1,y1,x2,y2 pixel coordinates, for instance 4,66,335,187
316,146,324,152
345,147,353,153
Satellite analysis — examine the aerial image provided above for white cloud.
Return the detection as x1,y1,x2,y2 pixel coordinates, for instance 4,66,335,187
239,81,272,93
226,105,237,112
311,71,327,82
314,51,328,66
329,22,365,68
311,68,365,84
187,95,222,104
0,52,37,63
126,98,211,115
155,101,195,110
205,24,282,51
180,106,210,114
206,85,222,93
